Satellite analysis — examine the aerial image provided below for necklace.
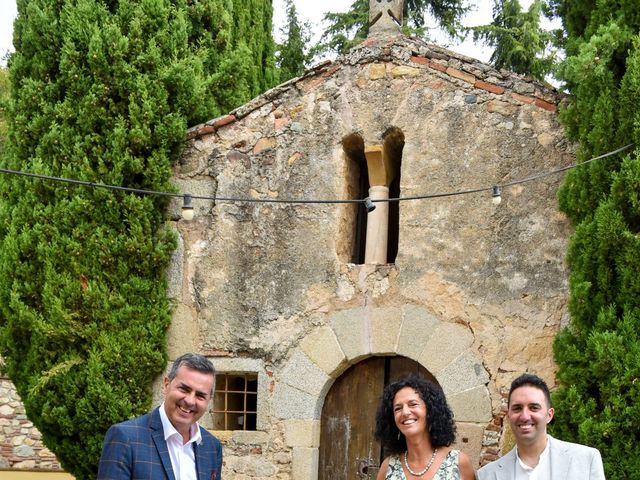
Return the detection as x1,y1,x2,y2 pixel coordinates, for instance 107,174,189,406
404,448,438,477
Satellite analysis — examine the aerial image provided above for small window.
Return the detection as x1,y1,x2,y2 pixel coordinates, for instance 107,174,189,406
342,127,403,265
212,373,258,430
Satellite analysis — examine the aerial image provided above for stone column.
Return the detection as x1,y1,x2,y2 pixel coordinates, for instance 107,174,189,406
365,185,390,264
364,145,393,264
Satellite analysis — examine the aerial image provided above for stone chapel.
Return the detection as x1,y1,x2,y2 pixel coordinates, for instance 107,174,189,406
1,1,574,478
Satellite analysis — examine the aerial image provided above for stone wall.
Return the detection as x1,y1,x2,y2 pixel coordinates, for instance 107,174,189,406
0,375,62,470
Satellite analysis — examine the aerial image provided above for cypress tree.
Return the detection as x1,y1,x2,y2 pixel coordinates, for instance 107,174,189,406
472,0,558,80
0,0,275,477
276,0,312,82
0,67,8,152
549,1,640,478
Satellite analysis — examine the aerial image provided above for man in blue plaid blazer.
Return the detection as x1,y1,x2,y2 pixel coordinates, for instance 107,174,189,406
98,353,223,480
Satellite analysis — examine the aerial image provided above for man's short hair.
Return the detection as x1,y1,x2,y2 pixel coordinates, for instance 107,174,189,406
167,352,215,381
508,373,552,408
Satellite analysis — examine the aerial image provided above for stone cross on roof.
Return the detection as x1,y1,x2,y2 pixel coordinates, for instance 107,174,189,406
369,0,404,36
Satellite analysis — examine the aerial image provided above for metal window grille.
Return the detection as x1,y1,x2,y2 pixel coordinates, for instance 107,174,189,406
212,373,258,430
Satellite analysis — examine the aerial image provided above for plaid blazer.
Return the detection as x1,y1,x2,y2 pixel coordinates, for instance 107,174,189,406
97,407,222,480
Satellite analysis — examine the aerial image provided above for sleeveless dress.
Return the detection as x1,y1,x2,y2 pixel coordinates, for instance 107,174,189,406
384,449,461,480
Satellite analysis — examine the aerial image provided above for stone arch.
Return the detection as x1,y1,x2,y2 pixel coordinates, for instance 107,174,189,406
272,304,492,479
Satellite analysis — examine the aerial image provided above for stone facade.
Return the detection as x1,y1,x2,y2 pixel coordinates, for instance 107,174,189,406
2,33,574,478
0,375,62,471
163,34,573,478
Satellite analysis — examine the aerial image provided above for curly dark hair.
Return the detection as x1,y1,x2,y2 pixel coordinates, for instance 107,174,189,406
374,374,456,455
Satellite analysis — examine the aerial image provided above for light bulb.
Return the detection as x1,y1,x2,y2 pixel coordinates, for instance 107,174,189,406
181,194,195,220
492,186,502,205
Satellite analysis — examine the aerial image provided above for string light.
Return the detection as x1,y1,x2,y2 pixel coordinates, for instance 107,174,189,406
181,194,194,220
0,143,634,220
492,185,502,205
364,197,376,212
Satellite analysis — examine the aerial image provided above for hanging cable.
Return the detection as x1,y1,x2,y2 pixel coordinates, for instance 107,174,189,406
0,143,634,208
500,143,636,188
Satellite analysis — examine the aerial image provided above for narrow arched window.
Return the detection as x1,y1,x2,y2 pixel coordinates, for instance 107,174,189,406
342,127,404,264
342,132,369,264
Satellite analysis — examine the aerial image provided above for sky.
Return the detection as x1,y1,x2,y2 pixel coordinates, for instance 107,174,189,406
0,0,18,64
0,1,547,68
272,0,495,63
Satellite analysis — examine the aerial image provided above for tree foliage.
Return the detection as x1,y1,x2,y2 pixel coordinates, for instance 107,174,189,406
0,0,275,478
549,0,640,478
472,0,558,80
276,0,313,82
0,67,8,152
316,0,469,55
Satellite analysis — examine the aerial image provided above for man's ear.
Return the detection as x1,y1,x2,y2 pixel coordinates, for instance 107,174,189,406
546,407,555,424
163,375,170,392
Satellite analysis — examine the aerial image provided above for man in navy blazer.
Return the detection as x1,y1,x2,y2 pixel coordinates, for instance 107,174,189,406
477,373,605,480
98,353,223,480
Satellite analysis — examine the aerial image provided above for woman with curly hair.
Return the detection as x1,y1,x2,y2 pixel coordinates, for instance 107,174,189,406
374,375,475,480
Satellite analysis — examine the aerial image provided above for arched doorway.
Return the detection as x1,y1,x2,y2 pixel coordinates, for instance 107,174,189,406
318,356,436,480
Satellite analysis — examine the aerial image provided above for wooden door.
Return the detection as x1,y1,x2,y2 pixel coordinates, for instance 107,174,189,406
318,356,434,480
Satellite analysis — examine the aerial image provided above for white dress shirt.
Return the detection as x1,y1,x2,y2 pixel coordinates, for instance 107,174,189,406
515,439,551,480
159,402,202,480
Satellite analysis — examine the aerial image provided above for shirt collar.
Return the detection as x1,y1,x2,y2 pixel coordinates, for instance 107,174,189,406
516,436,550,471
159,402,203,445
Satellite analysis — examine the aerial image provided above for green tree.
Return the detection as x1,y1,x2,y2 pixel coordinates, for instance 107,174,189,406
276,0,313,82
316,0,469,55
182,0,276,114
548,1,640,478
0,67,9,152
472,0,558,80
0,0,275,478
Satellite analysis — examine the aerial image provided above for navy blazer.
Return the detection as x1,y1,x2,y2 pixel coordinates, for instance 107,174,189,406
97,407,222,480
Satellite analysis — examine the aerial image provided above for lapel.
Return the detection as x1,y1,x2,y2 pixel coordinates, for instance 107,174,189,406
150,407,177,480
194,431,216,480
495,448,517,480
548,435,571,480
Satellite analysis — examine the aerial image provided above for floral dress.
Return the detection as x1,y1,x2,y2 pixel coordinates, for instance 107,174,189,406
384,449,461,480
